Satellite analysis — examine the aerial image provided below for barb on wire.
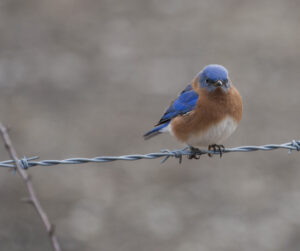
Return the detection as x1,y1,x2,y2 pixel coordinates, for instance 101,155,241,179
0,123,62,251
0,140,299,170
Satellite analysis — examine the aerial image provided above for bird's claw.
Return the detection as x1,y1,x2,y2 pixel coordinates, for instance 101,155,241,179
188,146,203,159
208,144,225,158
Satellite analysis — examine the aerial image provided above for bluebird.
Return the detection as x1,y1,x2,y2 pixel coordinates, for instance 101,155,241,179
143,64,243,158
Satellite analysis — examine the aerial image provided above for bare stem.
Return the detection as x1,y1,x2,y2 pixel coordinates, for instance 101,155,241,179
0,123,61,251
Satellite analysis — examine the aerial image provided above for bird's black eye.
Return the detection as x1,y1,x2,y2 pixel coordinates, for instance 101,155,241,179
206,78,213,84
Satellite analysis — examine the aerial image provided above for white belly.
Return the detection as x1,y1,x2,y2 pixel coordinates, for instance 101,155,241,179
186,116,238,147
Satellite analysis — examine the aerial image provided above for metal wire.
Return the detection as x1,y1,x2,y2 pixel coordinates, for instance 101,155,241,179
0,140,299,169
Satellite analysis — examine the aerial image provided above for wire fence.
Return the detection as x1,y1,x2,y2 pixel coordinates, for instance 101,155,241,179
1,120,300,251
1,140,299,169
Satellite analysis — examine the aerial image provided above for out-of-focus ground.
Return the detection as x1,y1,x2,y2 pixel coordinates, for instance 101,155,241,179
0,0,300,250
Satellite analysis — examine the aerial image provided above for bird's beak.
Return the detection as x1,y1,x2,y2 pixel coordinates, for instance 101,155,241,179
214,80,223,87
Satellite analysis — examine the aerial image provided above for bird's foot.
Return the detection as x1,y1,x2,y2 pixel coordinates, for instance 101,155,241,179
208,144,225,158
188,146,203,159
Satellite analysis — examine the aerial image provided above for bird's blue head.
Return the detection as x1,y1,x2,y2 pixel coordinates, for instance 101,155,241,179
198,64,230,92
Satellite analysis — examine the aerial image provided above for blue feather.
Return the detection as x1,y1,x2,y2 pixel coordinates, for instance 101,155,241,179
143,122,170,140
144,84,198,140
156,84,198,125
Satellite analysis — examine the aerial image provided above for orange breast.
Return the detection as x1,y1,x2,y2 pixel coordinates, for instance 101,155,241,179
170,80,242,143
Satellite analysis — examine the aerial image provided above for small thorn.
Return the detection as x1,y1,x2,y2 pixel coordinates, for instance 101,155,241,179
49,224,56,235
21,197,33,204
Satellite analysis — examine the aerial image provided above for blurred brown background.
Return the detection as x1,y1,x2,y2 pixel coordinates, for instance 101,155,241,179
0,0,300,250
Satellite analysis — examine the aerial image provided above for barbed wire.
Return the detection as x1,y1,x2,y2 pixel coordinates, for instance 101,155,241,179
0,140,299,169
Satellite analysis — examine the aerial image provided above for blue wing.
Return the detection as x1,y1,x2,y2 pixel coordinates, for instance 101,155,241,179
143,84,198,140
156,84,199,125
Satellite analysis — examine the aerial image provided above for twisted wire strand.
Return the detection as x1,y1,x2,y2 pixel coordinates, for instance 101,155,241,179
0,140,299,169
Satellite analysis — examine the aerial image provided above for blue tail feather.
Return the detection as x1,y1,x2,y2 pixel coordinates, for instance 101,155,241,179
143,122,169,140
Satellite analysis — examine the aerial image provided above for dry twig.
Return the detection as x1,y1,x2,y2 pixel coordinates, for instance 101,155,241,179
0,123,61,251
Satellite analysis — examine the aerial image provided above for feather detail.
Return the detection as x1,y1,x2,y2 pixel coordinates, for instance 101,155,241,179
143,122,170,140
156,84,198,126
